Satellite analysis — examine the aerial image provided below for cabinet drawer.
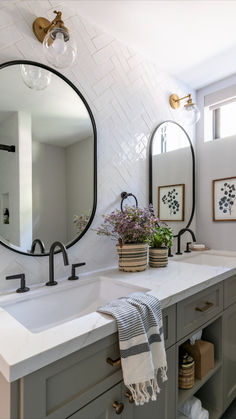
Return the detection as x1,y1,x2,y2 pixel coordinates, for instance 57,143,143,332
177,283,223,340
224,275,236,309
67,382,123,419
163,304,176,349
21,334,122,419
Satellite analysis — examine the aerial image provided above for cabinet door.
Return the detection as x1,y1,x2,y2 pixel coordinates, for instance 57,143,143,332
223,302,236,411
128,346,176,419
68,382,126,419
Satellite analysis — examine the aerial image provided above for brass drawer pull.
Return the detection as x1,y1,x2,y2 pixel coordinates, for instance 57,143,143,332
112,401,124,414
195,301,214,312
125,391,134,403
106,357,121,367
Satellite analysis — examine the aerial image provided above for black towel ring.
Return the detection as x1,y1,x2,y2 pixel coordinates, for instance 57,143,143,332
120,192,138,212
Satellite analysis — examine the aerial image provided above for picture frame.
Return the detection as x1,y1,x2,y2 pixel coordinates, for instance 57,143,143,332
158,184,185,221
213,176,236,221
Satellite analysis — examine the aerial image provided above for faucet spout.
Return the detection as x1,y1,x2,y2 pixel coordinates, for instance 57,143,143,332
46,241,69,286
30,238,46,254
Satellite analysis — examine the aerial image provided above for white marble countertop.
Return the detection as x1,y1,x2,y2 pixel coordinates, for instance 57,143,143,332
0,249,236,383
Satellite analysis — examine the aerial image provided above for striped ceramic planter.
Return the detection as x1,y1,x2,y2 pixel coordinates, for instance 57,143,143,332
116,243,148,272
149,247,168,268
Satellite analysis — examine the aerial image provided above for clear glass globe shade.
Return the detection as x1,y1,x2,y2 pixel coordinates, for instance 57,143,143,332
20,64,52,90
184,103,201,125
52,31,66,54
43,28,77,69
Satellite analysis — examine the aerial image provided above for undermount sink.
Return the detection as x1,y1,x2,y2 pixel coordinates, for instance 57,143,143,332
1,278,149,334
179,253,236,268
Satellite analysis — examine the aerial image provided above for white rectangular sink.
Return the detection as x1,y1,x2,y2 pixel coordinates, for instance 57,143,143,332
179,253,236,268
1,278,149,334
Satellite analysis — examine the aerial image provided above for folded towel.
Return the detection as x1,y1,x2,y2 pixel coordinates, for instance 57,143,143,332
199,408,209,419
97,292,167,405
179,396,202,419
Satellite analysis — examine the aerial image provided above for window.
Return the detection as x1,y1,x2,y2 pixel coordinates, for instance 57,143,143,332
204,85,236,142
213,101,236,139
153,122,189,155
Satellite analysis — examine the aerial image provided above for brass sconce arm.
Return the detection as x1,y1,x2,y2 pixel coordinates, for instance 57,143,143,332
169,93,194,109
33,10,69,43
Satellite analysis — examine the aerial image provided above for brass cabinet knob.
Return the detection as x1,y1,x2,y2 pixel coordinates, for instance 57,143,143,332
106,356,121,367
112,401,124,415
125,391,134,403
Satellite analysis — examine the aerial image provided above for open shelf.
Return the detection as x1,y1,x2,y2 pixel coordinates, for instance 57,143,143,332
195,367,223,419
178,360,222,408
201,401,222,419
177,315,223,416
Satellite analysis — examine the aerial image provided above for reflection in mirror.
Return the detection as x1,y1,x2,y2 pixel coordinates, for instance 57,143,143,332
0,62,96,255
149,121,195,236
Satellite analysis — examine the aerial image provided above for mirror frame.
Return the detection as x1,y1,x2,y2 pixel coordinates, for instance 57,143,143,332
149,120,195,237
0,60,97,256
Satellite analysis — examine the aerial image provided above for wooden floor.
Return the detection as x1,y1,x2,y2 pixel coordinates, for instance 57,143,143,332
222,399,236,418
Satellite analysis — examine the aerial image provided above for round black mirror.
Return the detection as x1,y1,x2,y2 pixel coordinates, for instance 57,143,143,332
0,60,97,255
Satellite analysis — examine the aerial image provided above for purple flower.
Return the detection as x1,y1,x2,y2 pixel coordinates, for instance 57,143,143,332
94,205,160,244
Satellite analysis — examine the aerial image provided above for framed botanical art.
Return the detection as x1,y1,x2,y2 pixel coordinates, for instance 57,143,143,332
213,176,236,221
158,184,185,221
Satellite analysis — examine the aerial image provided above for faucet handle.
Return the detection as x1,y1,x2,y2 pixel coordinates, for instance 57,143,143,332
68,263,86,281
184,242,192,253
6,273,30,293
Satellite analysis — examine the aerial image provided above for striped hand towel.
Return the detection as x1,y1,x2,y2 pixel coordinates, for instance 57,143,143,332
98,292,167,405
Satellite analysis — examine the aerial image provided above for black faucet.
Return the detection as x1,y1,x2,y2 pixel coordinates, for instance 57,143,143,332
46,241,69,286
176,228,196,255
30,238,46,254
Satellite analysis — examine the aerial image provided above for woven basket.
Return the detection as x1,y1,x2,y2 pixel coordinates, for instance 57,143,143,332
149,247,168,268
178,363,195,389
116,243,148,272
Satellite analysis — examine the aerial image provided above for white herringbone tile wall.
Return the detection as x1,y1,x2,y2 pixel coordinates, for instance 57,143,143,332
0,0,195,291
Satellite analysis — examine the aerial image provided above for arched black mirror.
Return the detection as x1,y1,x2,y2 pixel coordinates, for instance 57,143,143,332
149,121,195,237
0,60,97,255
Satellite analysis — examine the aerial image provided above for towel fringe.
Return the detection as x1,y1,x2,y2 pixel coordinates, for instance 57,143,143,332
127,367,167,406
160,365,168,382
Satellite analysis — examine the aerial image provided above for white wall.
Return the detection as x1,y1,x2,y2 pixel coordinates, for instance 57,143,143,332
196,74,236,250
0,1,195,291
0,113,20,246
65,136,93,242
32,141,67,249
0,112,34,251
18,111,33,251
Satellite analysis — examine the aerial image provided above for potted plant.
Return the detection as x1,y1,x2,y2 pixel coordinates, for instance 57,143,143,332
95,205,158,272
149,224,173,268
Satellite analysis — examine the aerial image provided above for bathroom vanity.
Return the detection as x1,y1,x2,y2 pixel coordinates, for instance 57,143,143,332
0,251,236,419
0,59,235,419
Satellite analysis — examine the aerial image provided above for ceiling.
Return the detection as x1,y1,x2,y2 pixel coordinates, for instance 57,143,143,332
71,0,236,89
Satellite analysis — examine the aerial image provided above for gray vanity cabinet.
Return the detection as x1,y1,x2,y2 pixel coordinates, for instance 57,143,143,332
132,345,176,419
223,301,236,411
223,275,236,411
0,306,176,419
70,345,176,419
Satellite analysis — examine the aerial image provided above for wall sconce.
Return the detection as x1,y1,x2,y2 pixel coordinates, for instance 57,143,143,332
169,93,200,125
33,11,77,69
